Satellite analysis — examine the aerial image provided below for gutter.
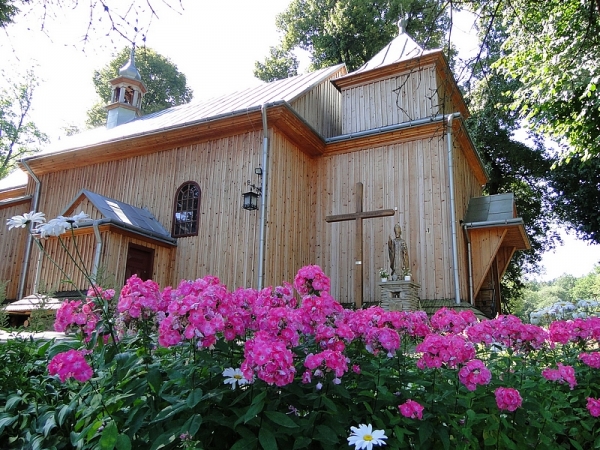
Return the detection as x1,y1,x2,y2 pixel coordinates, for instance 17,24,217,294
92,220,103,280
257,104,270,290
447,114,461,305
462,218,524,229
18,161,41,299
463,224,474,305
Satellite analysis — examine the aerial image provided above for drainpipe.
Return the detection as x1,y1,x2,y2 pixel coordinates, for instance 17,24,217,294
18,161,41,299
447,114,461,305
92,220,103,280
257,104,269,289
463,224,474,305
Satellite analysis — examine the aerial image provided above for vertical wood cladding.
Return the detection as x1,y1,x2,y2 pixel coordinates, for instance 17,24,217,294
0,201,31,300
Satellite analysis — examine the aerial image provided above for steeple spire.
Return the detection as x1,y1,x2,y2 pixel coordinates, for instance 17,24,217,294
105,46,147,129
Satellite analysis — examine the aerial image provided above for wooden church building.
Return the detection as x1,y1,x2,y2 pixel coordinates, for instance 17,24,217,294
0,24,529,318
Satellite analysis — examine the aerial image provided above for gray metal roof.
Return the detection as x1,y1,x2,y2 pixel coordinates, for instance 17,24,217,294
349,29,438,75
463,193,517,224
5,295,63,312
32,64,346,157
65,189,175,245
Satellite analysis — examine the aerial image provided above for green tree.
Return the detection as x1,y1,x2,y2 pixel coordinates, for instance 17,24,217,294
464,24,557,307
86,47,193,128
459,0,600,160
254,0,451,81
0,69,48,180
549,155,600,244
572,267,600,300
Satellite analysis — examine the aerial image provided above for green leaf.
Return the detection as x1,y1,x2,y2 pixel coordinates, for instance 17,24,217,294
116,434,132,450
56,404,74,427
292,437,312,449
258,427,278,450
147,368,162,394
0,413,18,434
264,411,298,428
230,437,258,450
151,402,187,424
186,388,203,408
181,414,202,438
5,395,23,411
99,421,118,450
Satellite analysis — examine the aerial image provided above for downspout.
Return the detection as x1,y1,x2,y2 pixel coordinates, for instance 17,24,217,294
463,224,474,305
257,104,269,289
92,220,103,280
447,114,461,304
18,161,41,299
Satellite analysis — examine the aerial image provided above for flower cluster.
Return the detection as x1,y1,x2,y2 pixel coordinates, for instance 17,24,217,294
542,363,577,390
241,332,296,386
398,399,424,420
494,387,523,412
293,264,330,296
458,359,492,391
117,275,164,333
587,398,600,417
579,351,600,369
48,349,93,382
415,334,475,369
54,298,100,342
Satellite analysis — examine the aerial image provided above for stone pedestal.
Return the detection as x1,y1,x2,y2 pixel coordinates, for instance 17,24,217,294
379,281,420,312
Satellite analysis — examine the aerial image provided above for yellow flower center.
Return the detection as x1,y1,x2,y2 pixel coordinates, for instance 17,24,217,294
234,374,243,380
364,435,373,441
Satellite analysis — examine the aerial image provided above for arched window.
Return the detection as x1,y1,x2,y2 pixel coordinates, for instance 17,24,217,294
172,182,200,237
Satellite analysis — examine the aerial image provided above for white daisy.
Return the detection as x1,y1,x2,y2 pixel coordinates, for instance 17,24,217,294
347,424,387,450
70,211,91,226
222,367,249,390
7,211,46,229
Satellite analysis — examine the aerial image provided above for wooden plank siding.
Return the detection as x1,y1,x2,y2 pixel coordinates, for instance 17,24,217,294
289,67,345,138
22,130,267,294
314,132,468,304
341,66,440,134
263,130,318,287
0,200,32,299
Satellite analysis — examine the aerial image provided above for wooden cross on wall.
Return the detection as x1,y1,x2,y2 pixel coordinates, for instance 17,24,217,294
326,182,395,309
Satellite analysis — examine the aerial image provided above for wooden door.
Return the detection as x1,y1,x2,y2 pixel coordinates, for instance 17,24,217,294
125,244,154,281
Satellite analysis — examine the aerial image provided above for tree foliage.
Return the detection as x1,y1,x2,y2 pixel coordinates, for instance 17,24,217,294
254,0,451,81
0,69,47,180
549,155,600,244
86,46,193,128
459,0,600,160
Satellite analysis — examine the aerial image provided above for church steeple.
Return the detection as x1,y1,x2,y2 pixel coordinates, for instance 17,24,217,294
105,47,147,129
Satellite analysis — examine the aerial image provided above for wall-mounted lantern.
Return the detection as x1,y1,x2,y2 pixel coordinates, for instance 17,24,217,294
242,167,263,211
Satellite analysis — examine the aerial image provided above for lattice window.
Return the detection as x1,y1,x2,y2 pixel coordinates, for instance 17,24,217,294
172,182,200,237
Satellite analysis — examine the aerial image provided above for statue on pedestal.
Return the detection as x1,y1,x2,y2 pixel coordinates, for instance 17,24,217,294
388,223,410,280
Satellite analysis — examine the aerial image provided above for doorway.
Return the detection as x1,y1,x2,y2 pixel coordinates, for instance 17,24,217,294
125,244,154,281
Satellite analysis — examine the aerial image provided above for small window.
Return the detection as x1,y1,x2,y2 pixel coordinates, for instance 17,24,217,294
172,182,200,237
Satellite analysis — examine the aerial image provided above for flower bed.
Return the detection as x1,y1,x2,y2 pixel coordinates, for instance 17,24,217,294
1,265,600,449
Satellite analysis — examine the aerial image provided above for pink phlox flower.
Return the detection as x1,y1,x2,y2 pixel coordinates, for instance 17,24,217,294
383,310,431,338
399,399,424,420
48,349,93,383
542,363,577,390
241,332,295,386
494,387,522,412
579,352,600,369
416,334,475,369
364,326,401,356
467,315,548,351
458,359,492,391
430,307,476,334
294,265,331,296
587,398,600,417
304,349,348,379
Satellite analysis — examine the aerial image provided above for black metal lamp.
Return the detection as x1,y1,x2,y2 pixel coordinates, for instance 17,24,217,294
243,167,262,211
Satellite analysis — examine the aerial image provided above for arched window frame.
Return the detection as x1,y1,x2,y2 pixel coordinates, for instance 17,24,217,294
172,181,201,238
